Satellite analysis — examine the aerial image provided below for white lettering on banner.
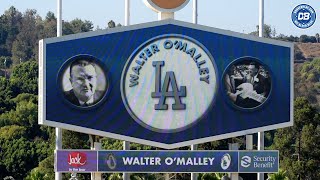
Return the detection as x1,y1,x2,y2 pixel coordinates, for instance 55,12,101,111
254,162,274,168
175,157,215,165
253,156,276,163
122,157,161,165
122,157,215,166
68,168,86,171
251,155,277,169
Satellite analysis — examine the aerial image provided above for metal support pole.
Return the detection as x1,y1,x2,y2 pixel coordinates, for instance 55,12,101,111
258,0,264,180
93,141,102,180
193,0,198,24
246,135,253,150
258,0,264,38
191,144,198,180
123,141,130,180
158,12,174,20
229,143,239,180
57,0,62,37
257,132,264,180
157,10,174,180
55,1,63,179
191,2,198,179
125,0,130,26
123,2,131,180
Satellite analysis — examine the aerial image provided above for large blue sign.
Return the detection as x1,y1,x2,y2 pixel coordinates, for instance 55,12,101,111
39,20,293,149
55,150,279,173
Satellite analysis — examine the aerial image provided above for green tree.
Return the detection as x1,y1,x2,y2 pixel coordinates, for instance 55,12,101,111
267,169,289,180
62,130,89,149
272,98,320,179
38,12,57,39
63,18,93,35
0,125,26,140
108,20,116,28
295,59,320,105
0,93,43,139
35,155,55,180
315,33,319,43
0,56,12,68
11,9,39,64
0,6,22,57
10,61,38,95
0,77,14,114
249,24,275,38
299,35,317,43
25,167,50,180
0,138,47,179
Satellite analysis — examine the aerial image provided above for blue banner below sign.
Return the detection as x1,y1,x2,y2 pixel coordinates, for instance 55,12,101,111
56,150,279,173
99,151,238,172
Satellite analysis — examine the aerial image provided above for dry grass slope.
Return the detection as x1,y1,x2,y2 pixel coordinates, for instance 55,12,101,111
296,43,320,59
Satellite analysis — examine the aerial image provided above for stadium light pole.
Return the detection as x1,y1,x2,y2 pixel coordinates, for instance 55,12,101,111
55,0,63,180
258,0,265,180
123,1,131,180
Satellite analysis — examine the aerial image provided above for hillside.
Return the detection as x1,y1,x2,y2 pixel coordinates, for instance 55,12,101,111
296,43,320,60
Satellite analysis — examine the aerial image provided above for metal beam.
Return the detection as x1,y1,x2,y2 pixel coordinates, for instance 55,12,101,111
55,1,62,180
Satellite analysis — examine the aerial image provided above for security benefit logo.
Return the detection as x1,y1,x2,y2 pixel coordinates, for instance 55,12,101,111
292,4,316,29
239,152,279,172
121,35,217,133
240,156,251,168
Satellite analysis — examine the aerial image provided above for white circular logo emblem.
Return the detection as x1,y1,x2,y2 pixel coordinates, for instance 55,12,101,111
121,35,217,133
241,156,251,168
221,153,232,170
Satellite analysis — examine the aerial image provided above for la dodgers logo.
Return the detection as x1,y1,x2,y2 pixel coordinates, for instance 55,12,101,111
152,61,186,110
121,35,217,132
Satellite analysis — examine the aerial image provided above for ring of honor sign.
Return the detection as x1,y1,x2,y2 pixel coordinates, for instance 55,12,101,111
39,20,293,149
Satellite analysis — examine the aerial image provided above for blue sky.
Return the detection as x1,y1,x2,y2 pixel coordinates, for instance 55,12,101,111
1,0,319,36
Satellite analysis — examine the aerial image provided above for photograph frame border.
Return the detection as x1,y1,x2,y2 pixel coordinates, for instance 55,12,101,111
56,54,111,110
221,56,274,112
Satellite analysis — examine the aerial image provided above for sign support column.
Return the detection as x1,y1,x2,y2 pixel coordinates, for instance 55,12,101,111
229,143,239,180
56,0,62,180
123,2,130,180
191,1,198,180
258,0,264,180
191,144,198,180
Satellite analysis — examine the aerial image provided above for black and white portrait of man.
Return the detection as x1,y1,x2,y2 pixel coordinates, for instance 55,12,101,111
61,56,107,107
224,57,271,109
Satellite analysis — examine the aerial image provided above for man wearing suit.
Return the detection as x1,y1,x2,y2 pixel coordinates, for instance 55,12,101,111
226,62,270,109
235,62,270,108
64,59,104,107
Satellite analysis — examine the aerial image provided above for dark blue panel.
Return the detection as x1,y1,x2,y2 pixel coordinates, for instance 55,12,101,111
45,24,291,144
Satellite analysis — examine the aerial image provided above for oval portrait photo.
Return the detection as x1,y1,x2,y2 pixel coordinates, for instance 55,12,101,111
59,55,108,108
223,57,272,110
